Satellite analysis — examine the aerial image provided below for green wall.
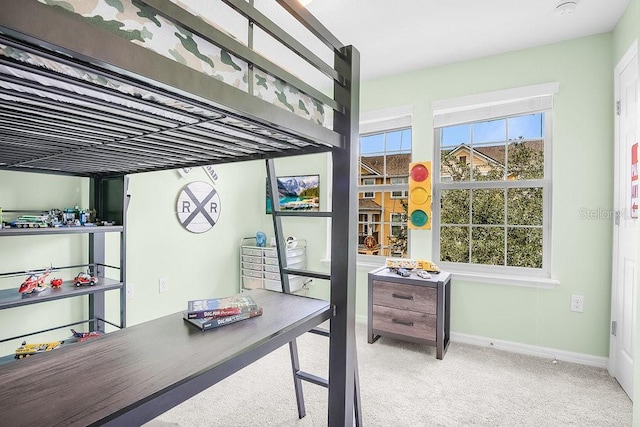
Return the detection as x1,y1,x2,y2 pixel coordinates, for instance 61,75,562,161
359,34,615,357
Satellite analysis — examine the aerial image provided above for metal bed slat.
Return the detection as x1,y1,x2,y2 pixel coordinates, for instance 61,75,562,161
2,117,117,142
0,91,162,133
0,110,134,139
0,100,147,135
144,133,252,158
0,54,207,123
164,130,256,156
0,72,189,127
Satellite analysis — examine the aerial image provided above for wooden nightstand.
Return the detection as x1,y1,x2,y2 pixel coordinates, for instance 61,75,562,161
367,266,451,359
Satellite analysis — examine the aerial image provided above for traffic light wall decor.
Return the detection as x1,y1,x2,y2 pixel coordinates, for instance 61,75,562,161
408,161,432,230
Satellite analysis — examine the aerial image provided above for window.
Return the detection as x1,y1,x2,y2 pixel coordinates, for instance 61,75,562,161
358,124,412,258
433,83,556,277
362,178,375,198
390,177,409,198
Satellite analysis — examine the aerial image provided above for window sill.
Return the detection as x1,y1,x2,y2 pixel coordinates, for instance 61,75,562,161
447,270,560,289
322,258,559,288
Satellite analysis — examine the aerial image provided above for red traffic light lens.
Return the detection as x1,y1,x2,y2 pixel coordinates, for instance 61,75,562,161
410,164,429,182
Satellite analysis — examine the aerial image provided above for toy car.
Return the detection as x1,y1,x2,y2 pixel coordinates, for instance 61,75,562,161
396,268,411,277
416,269,431,279
15,340,63,359
73,271,98,287
50,278,63,288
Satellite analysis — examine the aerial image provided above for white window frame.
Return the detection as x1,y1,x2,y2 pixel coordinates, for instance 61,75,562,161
432,83,559,287
353,106,414,267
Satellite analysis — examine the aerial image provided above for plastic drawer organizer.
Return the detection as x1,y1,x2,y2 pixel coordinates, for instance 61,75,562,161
240,237,307,292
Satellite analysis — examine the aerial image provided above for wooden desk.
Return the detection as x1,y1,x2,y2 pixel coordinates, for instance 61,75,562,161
368,266,451,359
0,289,332,426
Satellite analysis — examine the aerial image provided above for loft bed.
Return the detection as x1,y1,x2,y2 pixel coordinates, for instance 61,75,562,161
0,0,360,426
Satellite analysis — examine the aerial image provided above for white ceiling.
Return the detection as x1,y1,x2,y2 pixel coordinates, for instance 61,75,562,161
304,0,630,82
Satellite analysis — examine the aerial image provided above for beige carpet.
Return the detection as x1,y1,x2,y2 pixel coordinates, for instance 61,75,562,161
147,323,632,426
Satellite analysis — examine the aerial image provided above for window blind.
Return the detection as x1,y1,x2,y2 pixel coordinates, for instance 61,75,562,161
432,82,559,128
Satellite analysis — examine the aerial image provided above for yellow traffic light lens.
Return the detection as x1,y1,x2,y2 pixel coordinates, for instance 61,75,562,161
410,187,429,204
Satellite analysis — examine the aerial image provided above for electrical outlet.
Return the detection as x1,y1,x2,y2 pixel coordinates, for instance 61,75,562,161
126,282,134,300
159,277,169,293
570,294,584,312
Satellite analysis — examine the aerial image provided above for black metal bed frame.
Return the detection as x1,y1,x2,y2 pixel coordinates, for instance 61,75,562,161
0,0,360,425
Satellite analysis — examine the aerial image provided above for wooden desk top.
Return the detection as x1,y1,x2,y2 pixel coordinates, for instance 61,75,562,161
0,289,332,426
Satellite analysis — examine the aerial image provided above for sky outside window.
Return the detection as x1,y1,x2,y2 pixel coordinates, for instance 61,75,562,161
441,113,543,147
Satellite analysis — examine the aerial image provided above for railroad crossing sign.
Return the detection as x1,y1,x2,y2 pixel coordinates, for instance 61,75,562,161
176,181,221,233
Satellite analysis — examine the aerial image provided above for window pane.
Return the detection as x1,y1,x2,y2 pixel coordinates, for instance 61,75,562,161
507,227,542,268
471,189,504,224
386,153,411,177
508,113,543,140
386,129,412,153
440,151,471,182
471,227,504,265
473,119,505,143
441,124,470,149
507,188,543,226
472,144,505,181
360,133,384,155
507,139,544,179
441,189,470,224
440,226,469,262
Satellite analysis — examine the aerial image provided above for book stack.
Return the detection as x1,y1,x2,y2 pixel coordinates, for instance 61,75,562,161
183,294,263,331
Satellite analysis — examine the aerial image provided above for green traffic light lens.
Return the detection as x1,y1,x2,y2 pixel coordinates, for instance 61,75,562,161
410,210,428,227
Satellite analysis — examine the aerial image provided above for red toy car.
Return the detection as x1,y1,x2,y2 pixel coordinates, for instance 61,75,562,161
50,278,63,288
73,271,98,287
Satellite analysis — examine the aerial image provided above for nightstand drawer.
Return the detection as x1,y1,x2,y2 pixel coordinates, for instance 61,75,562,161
372,280,436,313
372,305,436,341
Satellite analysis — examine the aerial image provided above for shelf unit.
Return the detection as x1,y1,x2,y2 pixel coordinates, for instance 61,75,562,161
0,177,128,354
240,237,307,292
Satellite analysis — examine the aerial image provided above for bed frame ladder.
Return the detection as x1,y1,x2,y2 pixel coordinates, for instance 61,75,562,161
266,159,362,426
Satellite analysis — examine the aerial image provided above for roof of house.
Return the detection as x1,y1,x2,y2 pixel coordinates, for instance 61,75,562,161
360,153,411,177
443,139,543,165
359,199,382,210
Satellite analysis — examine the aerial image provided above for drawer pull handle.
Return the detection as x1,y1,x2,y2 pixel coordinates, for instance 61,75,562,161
392,319,414,327
392,293,413,300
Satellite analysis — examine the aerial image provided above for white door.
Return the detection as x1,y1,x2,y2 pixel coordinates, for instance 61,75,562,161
610,43,638,400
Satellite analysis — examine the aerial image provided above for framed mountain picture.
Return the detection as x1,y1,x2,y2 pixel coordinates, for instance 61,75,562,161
266,174,320,213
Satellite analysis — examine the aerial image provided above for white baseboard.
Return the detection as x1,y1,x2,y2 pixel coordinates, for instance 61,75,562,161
451,332,609,369
355,317,608,369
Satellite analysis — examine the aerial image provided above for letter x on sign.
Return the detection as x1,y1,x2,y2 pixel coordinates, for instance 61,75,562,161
176,181,221,233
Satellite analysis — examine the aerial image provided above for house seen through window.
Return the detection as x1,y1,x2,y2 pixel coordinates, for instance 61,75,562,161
358,128,412,257
434,111,550,273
